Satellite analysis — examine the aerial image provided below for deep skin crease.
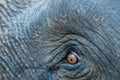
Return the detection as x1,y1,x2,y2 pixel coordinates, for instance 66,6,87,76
0,0,120,80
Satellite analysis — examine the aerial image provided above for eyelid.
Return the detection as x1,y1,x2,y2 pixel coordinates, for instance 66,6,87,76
71,51,82,61
59,58,86,70
48,42,81,67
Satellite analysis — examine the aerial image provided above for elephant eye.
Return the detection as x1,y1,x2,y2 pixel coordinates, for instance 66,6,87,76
66,51,81,64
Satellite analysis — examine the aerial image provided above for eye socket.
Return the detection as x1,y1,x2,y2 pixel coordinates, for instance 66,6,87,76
66,51,82,64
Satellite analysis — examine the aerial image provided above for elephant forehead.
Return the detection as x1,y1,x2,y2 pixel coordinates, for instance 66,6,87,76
37,0,120,33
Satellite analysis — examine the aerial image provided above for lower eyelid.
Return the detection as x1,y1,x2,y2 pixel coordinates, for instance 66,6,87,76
59,61,87,79
59,58,85,70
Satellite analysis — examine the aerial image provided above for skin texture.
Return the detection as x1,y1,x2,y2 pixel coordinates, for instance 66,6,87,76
0,0,120,80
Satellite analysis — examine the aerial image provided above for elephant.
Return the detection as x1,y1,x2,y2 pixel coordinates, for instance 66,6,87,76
0,0,120,80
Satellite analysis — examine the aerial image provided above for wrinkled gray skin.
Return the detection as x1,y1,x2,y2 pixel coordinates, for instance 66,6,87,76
0,0,120,80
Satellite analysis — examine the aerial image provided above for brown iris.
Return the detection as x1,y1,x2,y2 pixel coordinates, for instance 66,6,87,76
66,51,81,64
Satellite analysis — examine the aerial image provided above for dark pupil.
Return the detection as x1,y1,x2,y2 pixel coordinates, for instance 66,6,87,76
67,51,78,64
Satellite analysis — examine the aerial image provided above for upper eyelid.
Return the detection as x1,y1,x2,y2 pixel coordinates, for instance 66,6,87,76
47,41,82,66
70,51,82,61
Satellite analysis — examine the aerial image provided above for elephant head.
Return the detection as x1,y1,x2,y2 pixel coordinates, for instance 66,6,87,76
0,0,120,80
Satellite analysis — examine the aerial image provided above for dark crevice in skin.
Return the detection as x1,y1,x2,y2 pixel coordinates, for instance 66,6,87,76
14,39,28,62
29,73,35,80
0,4,10,23
14,38,29,60
2,41,20,71
72,59,88,78
98,29,119,69
95,24,119,59
88,43,110,79
22,38,31,49
0,42,16,68
48,32,69,42
6,73,12,80
81,42,107,72
45,46,63,64
83,48,105,80
7,1,18,13
11,41,24,64
0,61,6,75
111,25,120,37
77,61,96,78
0,57,15,80
1,0,12,22
79,70,90,79
5,0,14,17
1,74,5,80
103,19,120,42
